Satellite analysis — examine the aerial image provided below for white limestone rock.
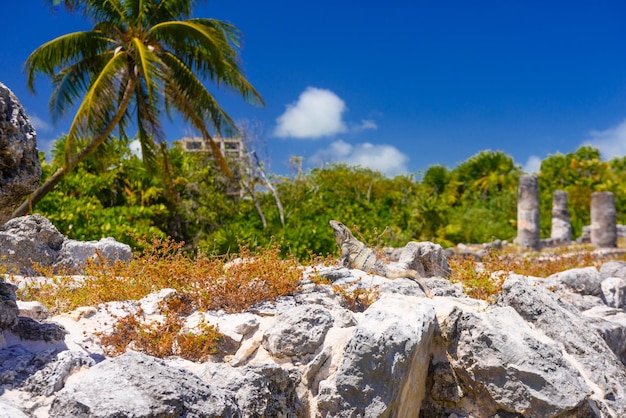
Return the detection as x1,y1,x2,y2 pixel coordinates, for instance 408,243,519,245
49,351,240,418
317,295,436,417
0,215,131,275
17,300,49,321
262,305,334,360
496,274,626,416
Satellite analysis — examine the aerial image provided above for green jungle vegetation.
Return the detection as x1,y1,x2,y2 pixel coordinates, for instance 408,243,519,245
33,139,626,260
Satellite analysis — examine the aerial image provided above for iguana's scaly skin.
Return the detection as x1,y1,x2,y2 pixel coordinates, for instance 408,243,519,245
329,220,432,298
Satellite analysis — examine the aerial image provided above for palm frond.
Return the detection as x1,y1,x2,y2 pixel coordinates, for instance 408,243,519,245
161,57,232,177
134,75,164,174
151,20,230,68
49,54,110,121
151,19,263,106
127,0,152,26
131,37,162,102
71,0,126,23
153,0,199,21
25,31,113,92
64,51,129,165
136,111,160,174
161,51,236,135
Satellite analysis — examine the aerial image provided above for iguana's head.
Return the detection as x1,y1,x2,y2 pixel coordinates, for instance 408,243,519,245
329,220,354,245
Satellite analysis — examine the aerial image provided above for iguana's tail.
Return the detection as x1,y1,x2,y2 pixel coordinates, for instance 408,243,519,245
385,268,432,298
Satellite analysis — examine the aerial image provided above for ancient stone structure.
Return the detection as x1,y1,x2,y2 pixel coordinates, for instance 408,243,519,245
517,175,540,250
550,190,572,242
591,191,617,248
0,82,41,226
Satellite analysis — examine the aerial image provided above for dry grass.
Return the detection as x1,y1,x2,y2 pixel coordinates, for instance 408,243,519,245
18,237,302,314
17,237,302,359
332,283,380,312
449,245,626,301
97,302,221,362
16,235,626,357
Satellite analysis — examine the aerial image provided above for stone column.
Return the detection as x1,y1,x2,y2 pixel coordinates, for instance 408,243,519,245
591,192,617,248
550,190,572,242
517,175,540,250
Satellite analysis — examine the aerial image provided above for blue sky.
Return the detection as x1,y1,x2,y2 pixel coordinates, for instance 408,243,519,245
2,0,626,177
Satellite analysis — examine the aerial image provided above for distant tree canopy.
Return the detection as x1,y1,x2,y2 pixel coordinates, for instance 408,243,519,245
35,143,626,259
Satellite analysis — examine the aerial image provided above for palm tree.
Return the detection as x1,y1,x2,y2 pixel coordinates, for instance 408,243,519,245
13,0,263,217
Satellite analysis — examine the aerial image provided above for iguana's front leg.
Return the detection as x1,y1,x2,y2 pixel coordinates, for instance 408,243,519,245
340,246,354,268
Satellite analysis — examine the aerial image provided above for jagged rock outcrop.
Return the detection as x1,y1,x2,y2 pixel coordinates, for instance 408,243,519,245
2,233,626,416
23,350,96,397
497,275,626,416
0,278,18,330
49,351,241,418
0,398,29,418
385,241,451,278
11,317,66,342
317,295,436,417
0,214,131,274
15,300,49,322
548,266,603,296
397,241,451,278
262,305,334,359
432,305,591,417
0,344,70,394
0,82,41,226
202,363,304,417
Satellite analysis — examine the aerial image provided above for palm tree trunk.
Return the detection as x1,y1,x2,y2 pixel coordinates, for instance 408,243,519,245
12,166,68,217
12,77,137,218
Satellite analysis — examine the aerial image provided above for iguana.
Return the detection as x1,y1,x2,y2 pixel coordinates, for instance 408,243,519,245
329,220,432,298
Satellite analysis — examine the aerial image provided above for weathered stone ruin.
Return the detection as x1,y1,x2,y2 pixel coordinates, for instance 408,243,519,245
516,177,621,249
516,175,540,249
550,189,572,243
591,191,618,248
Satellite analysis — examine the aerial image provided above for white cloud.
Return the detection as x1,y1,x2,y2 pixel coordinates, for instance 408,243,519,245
585,118,626,159
522,155,542,174
352,119,378,132
274,87,347,139
129,139,142,158
27,114,52,132
310,140,409,177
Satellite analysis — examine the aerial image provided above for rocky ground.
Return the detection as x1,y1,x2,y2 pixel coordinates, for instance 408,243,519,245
1,217,626,417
